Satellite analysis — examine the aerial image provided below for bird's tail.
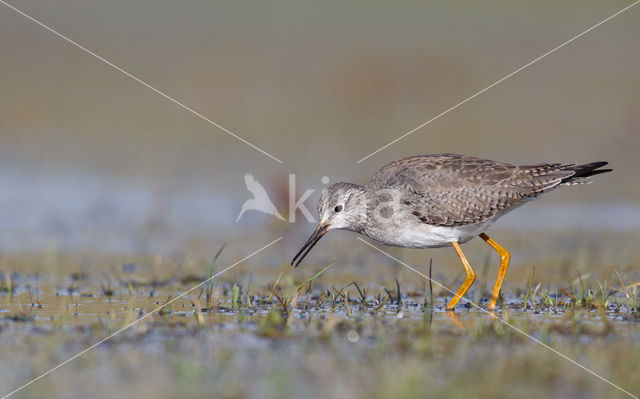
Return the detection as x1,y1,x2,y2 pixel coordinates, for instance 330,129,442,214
560,162,612,186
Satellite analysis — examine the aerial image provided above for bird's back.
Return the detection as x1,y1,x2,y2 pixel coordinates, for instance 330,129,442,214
366,154,607,227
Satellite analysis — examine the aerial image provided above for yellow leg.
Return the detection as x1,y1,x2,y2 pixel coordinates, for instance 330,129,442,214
445,242,476,311
479,232,511,310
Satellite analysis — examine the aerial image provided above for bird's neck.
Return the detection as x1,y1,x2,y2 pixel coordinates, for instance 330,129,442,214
342,184,370,233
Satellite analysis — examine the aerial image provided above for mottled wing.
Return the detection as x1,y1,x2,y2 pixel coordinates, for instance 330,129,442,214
369,154,575,226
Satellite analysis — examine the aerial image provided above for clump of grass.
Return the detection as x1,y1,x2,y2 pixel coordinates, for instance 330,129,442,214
575,270,592,305
540,290,558,308
241,276,253,308
262,261,336,334
352,280,367,307
204,244,225,309
524,267,535,312
384,279,402,308
372,295,389,314
232,283,240,310
330,286,346,308
594,264,615,306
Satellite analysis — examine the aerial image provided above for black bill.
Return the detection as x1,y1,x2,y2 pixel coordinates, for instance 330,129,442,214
291,224,329,268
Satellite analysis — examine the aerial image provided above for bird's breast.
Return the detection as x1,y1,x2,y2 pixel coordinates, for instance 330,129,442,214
361,215,494,249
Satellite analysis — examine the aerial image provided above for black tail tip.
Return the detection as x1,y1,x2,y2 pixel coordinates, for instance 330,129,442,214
571,161,612,178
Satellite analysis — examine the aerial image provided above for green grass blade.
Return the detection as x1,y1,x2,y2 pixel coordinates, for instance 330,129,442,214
296,260,336,292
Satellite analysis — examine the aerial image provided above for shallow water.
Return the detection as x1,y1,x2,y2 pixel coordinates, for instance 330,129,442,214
0,229,639,399
2,273,638,340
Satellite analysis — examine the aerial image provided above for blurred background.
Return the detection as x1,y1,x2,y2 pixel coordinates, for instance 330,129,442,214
2,2,640,398
1,0,639,266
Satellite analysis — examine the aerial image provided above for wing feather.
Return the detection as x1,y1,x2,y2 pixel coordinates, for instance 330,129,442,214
368,154,575,226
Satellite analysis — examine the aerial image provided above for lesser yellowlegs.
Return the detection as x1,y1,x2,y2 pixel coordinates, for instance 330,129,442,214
291,154,611,310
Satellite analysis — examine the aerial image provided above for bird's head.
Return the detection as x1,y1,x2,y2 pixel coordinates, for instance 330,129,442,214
291,182,367,268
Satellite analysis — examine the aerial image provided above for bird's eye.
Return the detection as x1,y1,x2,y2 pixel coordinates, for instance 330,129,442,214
334,205,343,213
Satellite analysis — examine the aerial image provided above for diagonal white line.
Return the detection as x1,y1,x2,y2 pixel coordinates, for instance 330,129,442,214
0,237,283,399
357,237,639,399
356,0,640,164
0,0,283,164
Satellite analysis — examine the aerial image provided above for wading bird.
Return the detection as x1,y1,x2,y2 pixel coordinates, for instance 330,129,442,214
291,154,611,311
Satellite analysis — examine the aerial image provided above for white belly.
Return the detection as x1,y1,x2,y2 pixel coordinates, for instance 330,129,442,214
363,218,494,248
360,204,515,249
